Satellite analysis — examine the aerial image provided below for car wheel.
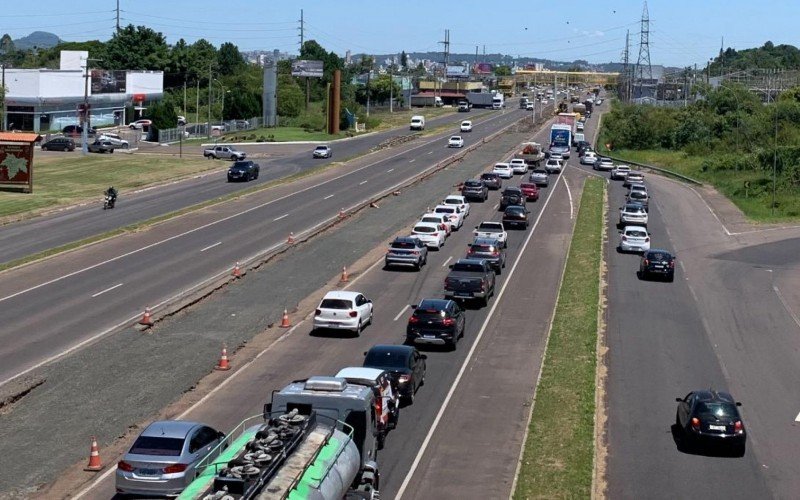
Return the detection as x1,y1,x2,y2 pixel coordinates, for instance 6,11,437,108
367,309,373,326
41,145,47,151
667,273,675,283
377,432,386,450
734,442,746,457
449,337,458,351
404,390,414,405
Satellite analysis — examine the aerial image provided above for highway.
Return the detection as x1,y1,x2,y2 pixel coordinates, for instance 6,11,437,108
0,108,495,265
573,151,800,496
63,102,581,500
0,106,534,387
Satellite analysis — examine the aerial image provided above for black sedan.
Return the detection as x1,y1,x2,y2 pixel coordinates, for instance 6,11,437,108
227,160,260,182
502,205,530,229
363,344,426,404
675,390,746,455
40,137,75,151
639,249,675,282
406,299,465,350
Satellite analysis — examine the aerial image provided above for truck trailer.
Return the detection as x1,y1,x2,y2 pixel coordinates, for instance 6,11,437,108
465,92,495,109
410,95,443,107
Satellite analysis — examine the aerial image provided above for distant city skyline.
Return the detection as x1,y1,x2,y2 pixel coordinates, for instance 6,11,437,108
2,0,798,68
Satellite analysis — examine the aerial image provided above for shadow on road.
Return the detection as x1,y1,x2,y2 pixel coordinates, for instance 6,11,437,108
670,423,745,458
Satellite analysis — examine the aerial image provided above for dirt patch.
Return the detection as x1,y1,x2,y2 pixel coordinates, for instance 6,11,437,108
592,186,610,500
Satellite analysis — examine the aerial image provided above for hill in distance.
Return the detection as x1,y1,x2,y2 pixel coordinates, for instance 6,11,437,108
13,31,61,50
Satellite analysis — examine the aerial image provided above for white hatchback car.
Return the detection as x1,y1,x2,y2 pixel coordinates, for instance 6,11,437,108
434,204,464,230
492,163,514,179
412,222,447,249
545,158,563,174
442,195,470,218
509,158,528,174
419,213,453,235
619,226,651,253
313,290,374,334
460,120,473,132
448,136,464,148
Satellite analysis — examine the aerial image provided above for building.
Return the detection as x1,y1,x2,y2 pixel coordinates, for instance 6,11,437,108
3,50,163,133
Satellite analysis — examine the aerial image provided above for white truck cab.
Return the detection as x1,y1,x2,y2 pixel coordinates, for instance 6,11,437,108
410,115,426,131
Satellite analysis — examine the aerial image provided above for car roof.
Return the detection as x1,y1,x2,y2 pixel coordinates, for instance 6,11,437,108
366,344,414,357
321,290,361,301
494,163,510,167
140,420,204,439
417,298,451,310
645,248,673,257
510,158,526,163
623,225,648,232
445,194,465,200
414,221,441,229
335,366,385,381
691,390,736,404
623,203,645,210
394,236,421,243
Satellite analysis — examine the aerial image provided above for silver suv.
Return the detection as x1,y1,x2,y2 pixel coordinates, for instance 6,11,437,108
618,203,648,227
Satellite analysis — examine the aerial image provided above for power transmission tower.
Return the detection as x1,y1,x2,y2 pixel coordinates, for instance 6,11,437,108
634,1,652,99
116,0,120,32
621,30,630,101
298,9,304,52
439,29,450,82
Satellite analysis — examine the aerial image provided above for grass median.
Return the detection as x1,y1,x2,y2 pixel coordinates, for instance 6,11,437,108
514,177,605,499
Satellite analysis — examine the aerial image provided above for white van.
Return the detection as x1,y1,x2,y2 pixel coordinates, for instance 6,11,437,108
410,115,426,131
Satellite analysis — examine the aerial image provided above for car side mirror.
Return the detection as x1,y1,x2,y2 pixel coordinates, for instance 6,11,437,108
367,299,372,303
448,264,454,269
410,304,418,309
736,402,742,406
363,351,368,356
420,354,428,360
675,397,682,402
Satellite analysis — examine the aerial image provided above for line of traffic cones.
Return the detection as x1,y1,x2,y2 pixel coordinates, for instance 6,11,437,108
287,232,295,244
338,207,346,218
340,266,349,283
232,261,242,278
84,436,103,471
280,309,291,328
215,344,231,371
138,307,154,327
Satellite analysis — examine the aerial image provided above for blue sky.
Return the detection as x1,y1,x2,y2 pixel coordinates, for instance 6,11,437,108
1,0,798,67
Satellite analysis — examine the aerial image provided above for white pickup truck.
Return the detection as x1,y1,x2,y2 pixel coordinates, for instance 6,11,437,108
473,221,508,248
203,145,246,160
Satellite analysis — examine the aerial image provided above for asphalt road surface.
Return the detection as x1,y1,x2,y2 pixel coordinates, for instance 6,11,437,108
0,108,496,265
0,107,533,386
574,153,800,496
69,108,577,500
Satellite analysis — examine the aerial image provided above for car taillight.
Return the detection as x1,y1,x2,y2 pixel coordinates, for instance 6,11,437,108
669,261,675,268
408,315,419,324
734,421,744,433
443,318,455,326
315,309,321,316
398,374,411,383
117,460,134,472
349,310,358,318
411,250,419,255
691,417,701,430
645,237,650,242
622,236,628,241
492,251,499,256
163,463,188,474
375,396,383,418
643,259,649,266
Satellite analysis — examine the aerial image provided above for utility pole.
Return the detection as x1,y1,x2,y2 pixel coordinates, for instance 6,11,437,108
207,62,212,138
1,62,5,132
183,80,187,118
299,9,304,51
116,0,120,32
81,57,101,154
622,30,630,102
195,80,200,125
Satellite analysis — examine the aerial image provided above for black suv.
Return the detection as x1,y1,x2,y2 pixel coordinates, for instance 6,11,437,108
41,137,76,151
503,205,530,229
461,179,488,202
406,298,465,350
466,237,506,274
227,160,260,182
480,172,502,190
499,186,525,210
639,249,675,282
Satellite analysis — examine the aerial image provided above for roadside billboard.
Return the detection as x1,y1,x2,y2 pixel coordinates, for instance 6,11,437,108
473,63,493,74
446,65,469,78
91,69,127,94
291,60,324,78
0,141,34,188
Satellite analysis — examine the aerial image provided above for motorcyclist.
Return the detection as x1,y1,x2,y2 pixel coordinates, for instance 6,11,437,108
104,186,118,207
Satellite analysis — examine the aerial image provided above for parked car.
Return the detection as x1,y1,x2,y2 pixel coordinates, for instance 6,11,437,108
87,140,115,154
335,367,399,446
40,137,75,151
520,182,540,201
529,168,549,187
460,120,473,132
62,125,96,136
492,162,514,179
618,225,651,253
406,298,466,350
312,290,373,335
363,344,427,404
466,237,506,274
116,420,225,497
129,119,152,130
473,221,508,247
675,390,746,455
500,187,526,210
411,222,446,250
444,258,496,307
98,132,129,149
509,158,528,174
313,145,332,158
639,249,675,282
480,172,502,190
611,165,631,179
227,160,260,182
503,205,531,229
624,171,645,187
461,179,488,201
448,135,465,148
442,195,470,217
385,236,428,270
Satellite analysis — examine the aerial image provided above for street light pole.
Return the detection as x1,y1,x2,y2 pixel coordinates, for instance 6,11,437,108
773,108,778,216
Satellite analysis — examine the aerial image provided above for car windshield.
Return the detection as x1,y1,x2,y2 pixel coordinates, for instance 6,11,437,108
315,147,327,152
696,402,738,419
533,169,547,175
129,436,184,456
452,262,485,272
470,244,494,253
364,350,408,369
506,207,525,214
435,207,455,214
625,205,645,213
444,198,461,204
520,183,536,190
421,217,442,224
647,251,671,261
478,223,502,231
414,226,435,233
481,174,497,179
319,298,353,309
391,241,416,249
232,162,250,168
630,192,647,200
626,230,648,238
464,181,482,187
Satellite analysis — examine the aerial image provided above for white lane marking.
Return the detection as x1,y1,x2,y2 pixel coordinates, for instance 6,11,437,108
200,241,222,252
773,285,800,331
273,213,289,221
687,186,732,236
1,113,517,305
91,283,123,298
359,180,368,185
795,411,800,423
493,203,499,210
393,305,410,322
323,194,334,200
396,170,565,499
564,175,574,219
441,255,453,268
409,159,416,163
386,168,395,173
427,151,433,155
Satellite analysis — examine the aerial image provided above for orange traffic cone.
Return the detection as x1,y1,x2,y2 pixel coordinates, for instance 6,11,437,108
340,266,349,283
215,344,231,371
280,309,291,328
84,436,103,471
138,307,154,327
338,207,346,218
287,232,295,244
232,261,242,278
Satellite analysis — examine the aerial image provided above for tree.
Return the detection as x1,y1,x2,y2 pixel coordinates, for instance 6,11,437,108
401,51,408,70
105,24,169,70
277,75,304,118
145,95,178,140
494,65,512,76
224,86,260,120
187,39,217,82
217,42,246,75
0,34,14,55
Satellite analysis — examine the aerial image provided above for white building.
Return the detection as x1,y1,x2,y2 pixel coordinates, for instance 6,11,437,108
3,50,163,132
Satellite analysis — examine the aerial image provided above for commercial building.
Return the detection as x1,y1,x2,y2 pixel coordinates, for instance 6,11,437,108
3,50,163,132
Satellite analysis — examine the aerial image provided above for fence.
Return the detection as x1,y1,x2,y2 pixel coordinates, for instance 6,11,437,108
158,117,262,143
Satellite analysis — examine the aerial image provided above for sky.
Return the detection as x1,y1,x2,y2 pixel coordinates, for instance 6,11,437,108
2,0,799,68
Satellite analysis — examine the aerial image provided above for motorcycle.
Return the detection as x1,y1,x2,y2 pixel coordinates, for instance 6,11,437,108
103,194,116,210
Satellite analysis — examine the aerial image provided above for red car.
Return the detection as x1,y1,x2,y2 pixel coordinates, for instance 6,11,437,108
520,182,540,201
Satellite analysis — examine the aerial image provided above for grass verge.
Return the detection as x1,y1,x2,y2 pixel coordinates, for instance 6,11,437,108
513,177,605,499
